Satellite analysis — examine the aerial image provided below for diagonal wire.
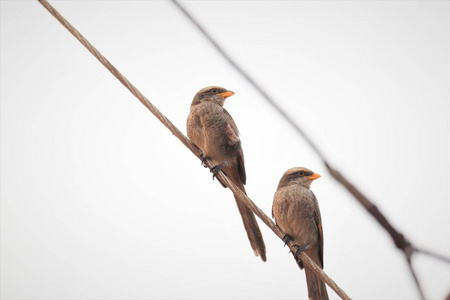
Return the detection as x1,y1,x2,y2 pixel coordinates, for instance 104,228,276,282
37,0,351,299
170,1,450,299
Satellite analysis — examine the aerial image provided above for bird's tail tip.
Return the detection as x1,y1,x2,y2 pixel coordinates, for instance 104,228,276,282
305,267,329,300
254,249,267,262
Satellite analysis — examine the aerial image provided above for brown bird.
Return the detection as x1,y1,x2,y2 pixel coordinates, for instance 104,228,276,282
272,167,328,300
187,86,266,262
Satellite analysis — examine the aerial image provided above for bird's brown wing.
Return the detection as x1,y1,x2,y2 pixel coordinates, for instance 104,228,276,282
312,192,324,268
223,108,246,185
222,107,240,135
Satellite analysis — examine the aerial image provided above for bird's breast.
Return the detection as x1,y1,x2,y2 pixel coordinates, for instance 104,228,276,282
187,103,238,164
273,186,318,245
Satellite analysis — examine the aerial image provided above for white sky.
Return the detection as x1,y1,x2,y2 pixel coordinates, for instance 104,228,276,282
1,1,449,299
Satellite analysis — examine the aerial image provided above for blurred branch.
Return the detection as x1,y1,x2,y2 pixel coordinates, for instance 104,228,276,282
327,164,424,300
414,247,450,264
37,0,351,299
171,1,450,299
405,255,426,300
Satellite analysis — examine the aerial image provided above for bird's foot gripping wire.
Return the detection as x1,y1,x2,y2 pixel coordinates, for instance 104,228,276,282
283,234,293,247
199,153,209,168
290,243,310,258
210,163,226,180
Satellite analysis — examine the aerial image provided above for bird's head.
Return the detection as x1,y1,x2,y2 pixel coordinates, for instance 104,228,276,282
191,86,235,106
277,167,321,189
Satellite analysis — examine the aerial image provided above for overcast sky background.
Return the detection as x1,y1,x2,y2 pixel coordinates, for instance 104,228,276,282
1,1,449,299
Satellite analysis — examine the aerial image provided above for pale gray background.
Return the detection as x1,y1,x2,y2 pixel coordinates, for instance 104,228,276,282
1,0,449,299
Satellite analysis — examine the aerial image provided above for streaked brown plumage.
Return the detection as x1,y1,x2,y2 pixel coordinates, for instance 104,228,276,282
187,86,266,262
272,167,328,300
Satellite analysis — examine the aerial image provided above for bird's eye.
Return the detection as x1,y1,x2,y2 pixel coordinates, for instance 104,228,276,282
212,89,218,93
298,171,305,176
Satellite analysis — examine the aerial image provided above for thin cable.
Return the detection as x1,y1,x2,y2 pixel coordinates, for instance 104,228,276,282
37,1,351,299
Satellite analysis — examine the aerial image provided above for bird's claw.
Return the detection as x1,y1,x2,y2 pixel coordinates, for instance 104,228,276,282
290,244,310,257
210,163,226,180
199,153,209,168
283,234,293,247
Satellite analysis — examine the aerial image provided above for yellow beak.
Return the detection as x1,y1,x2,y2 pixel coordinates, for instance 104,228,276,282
308,173,321,180
218,91,235,98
